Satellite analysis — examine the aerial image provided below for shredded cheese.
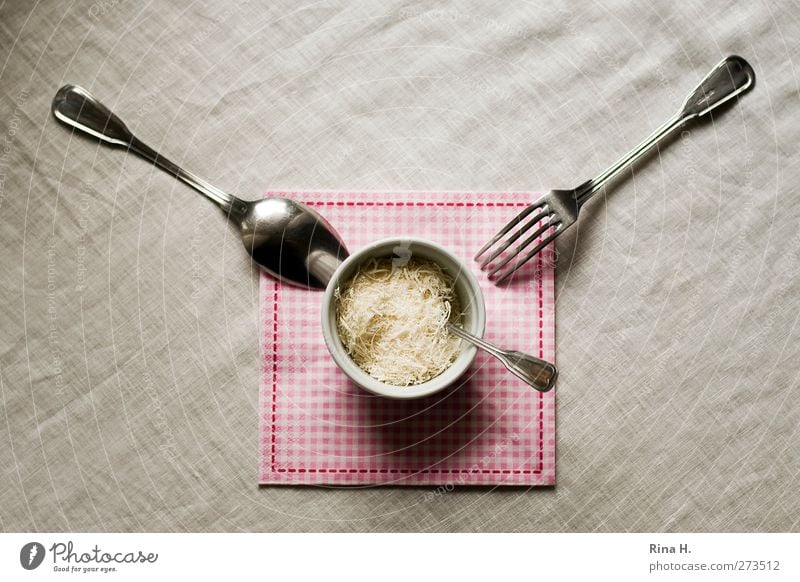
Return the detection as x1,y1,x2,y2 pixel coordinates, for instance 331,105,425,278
335,257,463,386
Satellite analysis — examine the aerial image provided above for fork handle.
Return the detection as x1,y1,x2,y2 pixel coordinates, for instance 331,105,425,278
576,56,755,206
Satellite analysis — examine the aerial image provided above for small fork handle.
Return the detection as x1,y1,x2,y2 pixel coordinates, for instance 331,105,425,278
576,55,755,206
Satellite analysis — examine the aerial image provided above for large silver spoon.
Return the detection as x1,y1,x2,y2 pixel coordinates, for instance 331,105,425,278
51,84,348,289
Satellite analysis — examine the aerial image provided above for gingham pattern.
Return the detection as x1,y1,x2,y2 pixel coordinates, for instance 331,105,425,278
259,191,556,486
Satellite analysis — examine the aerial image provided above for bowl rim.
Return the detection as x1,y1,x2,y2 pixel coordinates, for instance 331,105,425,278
321,237,486,399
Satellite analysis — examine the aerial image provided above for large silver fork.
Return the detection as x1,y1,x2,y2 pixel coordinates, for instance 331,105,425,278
476,55,755,284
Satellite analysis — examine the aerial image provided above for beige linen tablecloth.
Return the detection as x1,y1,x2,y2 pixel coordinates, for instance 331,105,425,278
1,0,798,532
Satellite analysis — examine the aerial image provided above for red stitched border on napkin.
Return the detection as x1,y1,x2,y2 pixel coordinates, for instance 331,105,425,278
259,191,555,486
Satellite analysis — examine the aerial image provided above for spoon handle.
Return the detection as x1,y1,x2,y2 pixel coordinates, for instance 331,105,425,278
499,350,558,393
447,324,557,392
51,85,246,216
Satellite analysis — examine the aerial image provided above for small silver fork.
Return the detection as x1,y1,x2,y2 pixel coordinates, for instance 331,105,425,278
476,55,756,284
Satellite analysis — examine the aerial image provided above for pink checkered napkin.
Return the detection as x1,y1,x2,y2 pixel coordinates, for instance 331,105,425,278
259,191,555,486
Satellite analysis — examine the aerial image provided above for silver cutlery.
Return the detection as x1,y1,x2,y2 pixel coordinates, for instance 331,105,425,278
51,85,348,290
447,323,557,392
52,86,559,392
475,55,756,284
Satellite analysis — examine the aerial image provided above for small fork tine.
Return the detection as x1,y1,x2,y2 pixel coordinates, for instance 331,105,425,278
492,228,562,285
477,207,553,268
486,218,560,278
474,200,547,260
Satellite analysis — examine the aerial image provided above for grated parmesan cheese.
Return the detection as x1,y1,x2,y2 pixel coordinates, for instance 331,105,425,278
335,257,463,386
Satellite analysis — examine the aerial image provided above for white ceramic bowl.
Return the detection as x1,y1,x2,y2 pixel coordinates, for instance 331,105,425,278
321,237,486,399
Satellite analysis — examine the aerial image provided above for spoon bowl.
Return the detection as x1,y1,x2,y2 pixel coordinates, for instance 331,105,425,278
238,197,347,289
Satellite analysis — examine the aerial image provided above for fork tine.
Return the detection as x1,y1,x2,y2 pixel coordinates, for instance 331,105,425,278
477,208,552,268
486,218,559,278
492,228,561,285
474,200,547,260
